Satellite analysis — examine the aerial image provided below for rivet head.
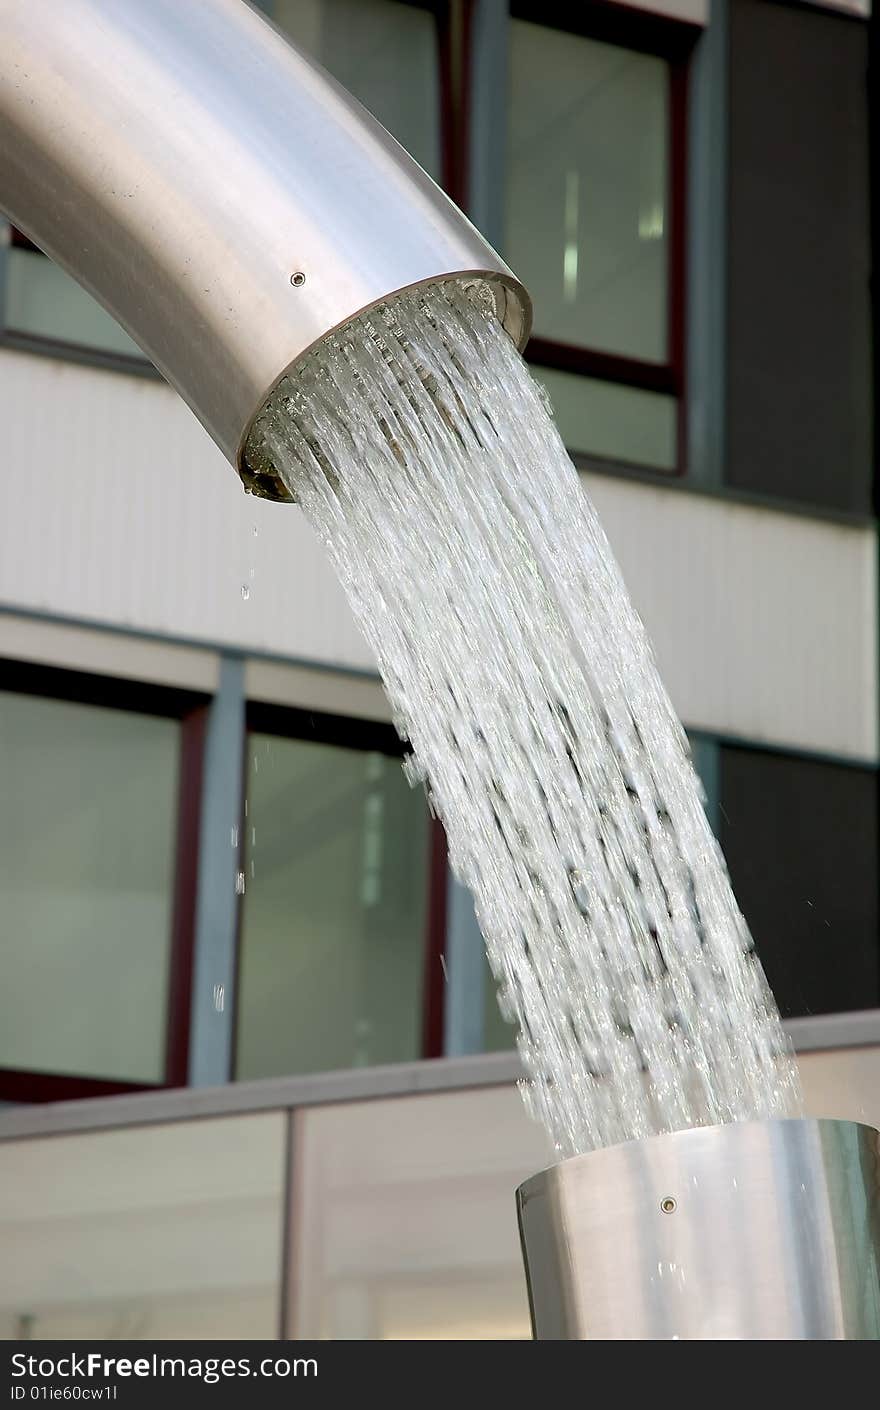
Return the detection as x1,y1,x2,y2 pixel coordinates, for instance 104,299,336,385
660,1196,677,1214
290,271,306,287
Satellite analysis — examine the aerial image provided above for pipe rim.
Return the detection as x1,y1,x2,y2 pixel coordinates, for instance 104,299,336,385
238,270,532,503
516,1115,880,1201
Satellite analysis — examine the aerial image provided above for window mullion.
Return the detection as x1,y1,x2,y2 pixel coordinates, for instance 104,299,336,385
684,2,728,487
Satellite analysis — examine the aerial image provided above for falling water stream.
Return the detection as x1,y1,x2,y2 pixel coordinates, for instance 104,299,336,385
246,281,801,1157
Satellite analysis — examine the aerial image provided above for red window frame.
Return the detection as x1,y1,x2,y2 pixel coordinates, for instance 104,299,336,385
0,659,209,1103
504,1,700,473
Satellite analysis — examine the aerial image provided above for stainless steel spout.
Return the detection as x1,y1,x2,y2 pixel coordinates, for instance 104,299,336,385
0,0,530,500
517,1118,880,1340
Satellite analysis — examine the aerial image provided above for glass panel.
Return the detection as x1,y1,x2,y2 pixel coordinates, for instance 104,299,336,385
289,1088,552,1339
719,746,879,1019
0,1114,285,1339
726,0,871,513
5,247,143,358
506,19,669,361
273,0,441,178
236,734,430,1080
0,691,179,1083
532,364,677,470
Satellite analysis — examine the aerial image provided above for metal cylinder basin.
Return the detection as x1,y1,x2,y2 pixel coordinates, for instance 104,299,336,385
517,1118,880,1340
0,0,530,500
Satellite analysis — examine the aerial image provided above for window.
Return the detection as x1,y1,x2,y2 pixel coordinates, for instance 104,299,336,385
530,367,678,472
0,663,206,1100
725,0,871,513
235,708,433,1080
505,6,695,472
718,744,879,1020
508,22,668,360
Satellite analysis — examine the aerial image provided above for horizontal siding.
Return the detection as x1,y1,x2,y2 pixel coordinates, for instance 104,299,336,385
585,472,877,761
0,351,373,671
0,351,876,759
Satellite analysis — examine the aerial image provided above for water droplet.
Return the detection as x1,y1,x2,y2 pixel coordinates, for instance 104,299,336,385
235,871,246,895
253,523,259,538
231,825,239,849
241,583,250,601
213,983,225,1013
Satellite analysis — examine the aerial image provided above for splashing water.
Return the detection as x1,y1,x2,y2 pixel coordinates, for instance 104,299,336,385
247,282,801,1156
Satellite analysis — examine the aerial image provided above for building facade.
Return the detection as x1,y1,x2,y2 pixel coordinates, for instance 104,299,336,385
0,0,877,1339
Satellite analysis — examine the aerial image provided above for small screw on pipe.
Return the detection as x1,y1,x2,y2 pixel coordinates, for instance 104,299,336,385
290,271,306,287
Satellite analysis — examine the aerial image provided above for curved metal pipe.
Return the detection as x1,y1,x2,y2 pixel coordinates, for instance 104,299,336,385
517,1118,880,1340
0,0,530,500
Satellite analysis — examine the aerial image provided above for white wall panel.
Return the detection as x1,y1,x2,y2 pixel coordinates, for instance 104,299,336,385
798,1045,880,1129
0,352,373,672
585,472,878,760
0,352,875,758
245,659,391,721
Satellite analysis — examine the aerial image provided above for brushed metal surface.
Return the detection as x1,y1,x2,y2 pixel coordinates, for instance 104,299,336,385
0,0,530,498
517,1118,880,1339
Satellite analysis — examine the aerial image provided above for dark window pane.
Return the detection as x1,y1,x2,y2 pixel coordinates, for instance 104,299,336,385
0,690,179,1082
486,740,879,1046
236,733,430,1079
726,0,871,513
720,746,879,1018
